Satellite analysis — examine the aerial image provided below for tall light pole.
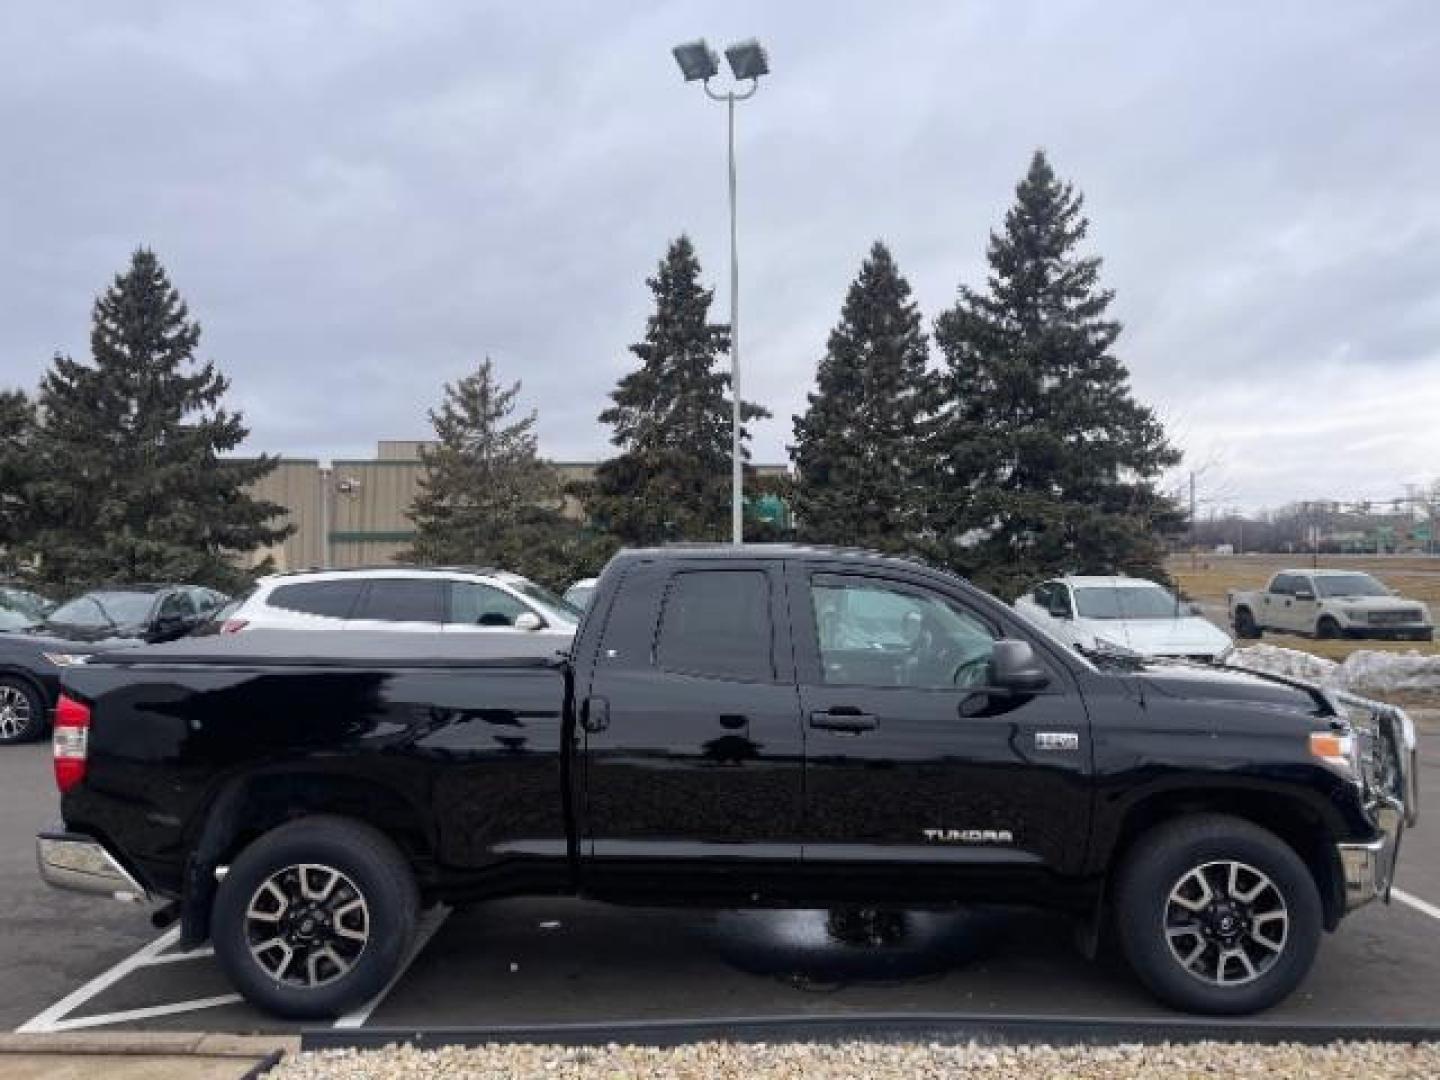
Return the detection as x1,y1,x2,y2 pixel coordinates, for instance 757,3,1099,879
672,37,769,545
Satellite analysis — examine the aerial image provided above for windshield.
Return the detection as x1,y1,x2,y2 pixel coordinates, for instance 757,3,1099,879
503,576,582,622
1315,574,1388,598
1074,584,1184,620
48,591,156,628
0,607,37,631
0,588,50,619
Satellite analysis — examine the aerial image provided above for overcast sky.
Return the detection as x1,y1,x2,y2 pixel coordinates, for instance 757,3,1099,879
3,1,1437,512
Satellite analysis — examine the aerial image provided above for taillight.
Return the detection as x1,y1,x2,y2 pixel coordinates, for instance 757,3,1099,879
53,694,90,794
221,619,248,634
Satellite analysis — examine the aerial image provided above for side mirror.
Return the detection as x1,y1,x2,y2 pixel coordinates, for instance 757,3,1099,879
1185,601,1204,616
1294,590,1315,602
1047,600,1071,620
990,640,1050,693
514,611,545,632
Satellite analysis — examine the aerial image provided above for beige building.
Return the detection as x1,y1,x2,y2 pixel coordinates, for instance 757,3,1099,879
246,442,790,571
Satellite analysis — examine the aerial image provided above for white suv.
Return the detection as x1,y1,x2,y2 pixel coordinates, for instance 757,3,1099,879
224,567,582,637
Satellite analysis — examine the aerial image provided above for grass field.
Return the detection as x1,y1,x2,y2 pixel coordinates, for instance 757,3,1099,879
1166,552,1440,662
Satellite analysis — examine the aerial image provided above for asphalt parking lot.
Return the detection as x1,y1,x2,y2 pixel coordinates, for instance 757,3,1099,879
4,735,1440,1038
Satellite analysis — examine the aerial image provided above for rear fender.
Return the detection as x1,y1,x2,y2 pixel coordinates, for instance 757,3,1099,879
179,771,433,947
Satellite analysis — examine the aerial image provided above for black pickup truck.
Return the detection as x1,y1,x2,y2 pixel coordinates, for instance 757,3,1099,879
38,545,1418,1018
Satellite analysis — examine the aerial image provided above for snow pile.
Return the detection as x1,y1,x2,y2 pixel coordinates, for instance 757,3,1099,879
1339,649,1440,694
1228,644,1440,695
1228,644,1338,686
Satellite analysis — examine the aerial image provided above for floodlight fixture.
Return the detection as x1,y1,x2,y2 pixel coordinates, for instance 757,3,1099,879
672,39,719,82
724,38,769,82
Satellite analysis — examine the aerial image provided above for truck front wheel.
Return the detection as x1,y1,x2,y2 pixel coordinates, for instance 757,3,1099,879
212,816,419,1019
1114,814,1320,1015
1233,609,1261,639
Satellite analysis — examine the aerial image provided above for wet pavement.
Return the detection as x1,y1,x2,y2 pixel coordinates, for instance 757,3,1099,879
4,740,1440,1036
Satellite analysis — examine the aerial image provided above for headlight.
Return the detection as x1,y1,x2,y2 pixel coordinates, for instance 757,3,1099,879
1310,731,1358,773
41,653,90,668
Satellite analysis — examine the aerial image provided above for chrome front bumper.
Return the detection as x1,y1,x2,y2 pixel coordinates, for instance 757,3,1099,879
1333,691,1417,913
36,831,151,904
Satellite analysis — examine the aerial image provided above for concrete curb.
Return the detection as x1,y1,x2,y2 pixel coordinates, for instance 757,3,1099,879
301,1014,1440,1051
0,1032,298,1057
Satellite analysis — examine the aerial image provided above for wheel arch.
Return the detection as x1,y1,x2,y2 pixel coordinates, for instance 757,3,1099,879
180,770,435,947
1103,788,1345,931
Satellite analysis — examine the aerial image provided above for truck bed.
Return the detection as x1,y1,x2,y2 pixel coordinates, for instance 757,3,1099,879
85,629,571,669
61,628,573,903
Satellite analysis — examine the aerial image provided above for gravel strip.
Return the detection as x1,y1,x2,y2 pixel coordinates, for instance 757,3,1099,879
267,1038,1440,1079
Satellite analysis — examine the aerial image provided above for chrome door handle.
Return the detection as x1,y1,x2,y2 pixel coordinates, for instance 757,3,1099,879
809,710,877,733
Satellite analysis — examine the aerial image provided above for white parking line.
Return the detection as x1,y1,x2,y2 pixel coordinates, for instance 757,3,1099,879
138,946,216,966
15,927,181,1033
1394,888,1440,922
42,994,243,1033
332,903,452,1029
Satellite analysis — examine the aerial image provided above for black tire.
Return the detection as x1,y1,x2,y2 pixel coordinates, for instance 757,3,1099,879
1233,608,1261,640
211,816,419,1019
0,676,46,745
1114,814,1321,1015
1316,617,1341,640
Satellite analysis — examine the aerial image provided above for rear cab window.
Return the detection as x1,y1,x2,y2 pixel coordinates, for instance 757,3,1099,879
654,569,775,682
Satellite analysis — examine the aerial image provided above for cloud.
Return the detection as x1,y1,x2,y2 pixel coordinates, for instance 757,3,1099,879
1,0,1437,511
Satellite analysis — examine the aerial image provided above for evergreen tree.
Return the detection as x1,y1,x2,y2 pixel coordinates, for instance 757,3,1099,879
791,241,933,549
0,390,38,575
586,236,769,544
930,151,1182,597
404,357,602,590
23,249,291,592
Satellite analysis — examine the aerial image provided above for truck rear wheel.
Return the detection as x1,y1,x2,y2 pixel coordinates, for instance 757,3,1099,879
1114,814,1320,1015
212,816,419,1019
1233,609,1261,639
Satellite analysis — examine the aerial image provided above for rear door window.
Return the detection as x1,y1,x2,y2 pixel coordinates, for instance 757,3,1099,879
267,580,366,620
655,569,774,682
350,579,446,624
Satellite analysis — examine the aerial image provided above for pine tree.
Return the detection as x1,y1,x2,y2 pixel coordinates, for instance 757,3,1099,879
0,390,38,575
586,236,769,544
23,249,291,592
930,151,1182,597
791,241,933,549
404,357,599,589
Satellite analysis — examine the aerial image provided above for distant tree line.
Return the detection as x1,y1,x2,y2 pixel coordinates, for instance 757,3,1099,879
415,149,1181,596
1,149,1183,599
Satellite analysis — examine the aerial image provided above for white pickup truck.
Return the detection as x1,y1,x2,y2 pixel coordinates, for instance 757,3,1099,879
1229,569,1433,642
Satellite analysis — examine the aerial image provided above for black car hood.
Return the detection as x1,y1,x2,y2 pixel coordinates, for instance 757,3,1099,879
1133,660,1326,714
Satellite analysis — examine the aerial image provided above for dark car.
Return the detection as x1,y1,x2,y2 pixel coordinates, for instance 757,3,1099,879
0,584,228,744
36,546,1416,1018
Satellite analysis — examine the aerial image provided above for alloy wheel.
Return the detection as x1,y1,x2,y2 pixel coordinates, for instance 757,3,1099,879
0,686,33,740
244,863,370,988
1163,859,1288,986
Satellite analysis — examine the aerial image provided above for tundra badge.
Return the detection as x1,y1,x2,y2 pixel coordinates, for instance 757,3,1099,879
923,828,1015,844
